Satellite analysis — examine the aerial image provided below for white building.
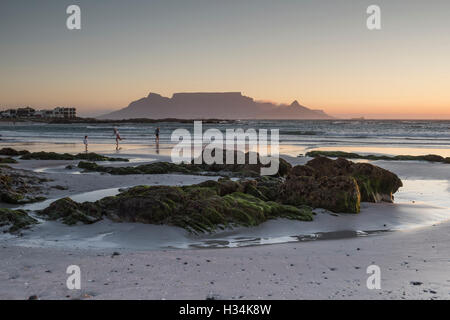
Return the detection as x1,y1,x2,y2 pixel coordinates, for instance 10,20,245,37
52,107,76,118
1,107,76,119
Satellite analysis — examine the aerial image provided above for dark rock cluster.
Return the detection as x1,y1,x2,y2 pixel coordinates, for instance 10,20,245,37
38,177,314,233
0,167,47,204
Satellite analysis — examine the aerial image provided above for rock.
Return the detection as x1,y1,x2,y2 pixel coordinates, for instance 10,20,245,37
38,179,314,233
0,148,30,156
206,293,222,300
279,175,361,213
78,150,291,177
21,151,128,162
421,155,444,162
0,167,46,204
197,178,244,196
0,208,38,233
0,157,17,164
78,161,196,175
243,176,284,201
52,185,68,190
306,150,449,164
193,149,291,177
350,163,403,203
38,197,102,225
289,156,402,203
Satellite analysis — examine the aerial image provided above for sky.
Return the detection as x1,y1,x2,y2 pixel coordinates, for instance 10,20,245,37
0,0,449,119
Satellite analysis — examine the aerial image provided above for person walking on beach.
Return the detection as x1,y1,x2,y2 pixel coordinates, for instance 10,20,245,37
114,127,122,150
155,127,160,145
83,135,88,153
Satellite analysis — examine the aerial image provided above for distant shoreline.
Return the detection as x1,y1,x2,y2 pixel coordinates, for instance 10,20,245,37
1,117,450,124
0,117,238,124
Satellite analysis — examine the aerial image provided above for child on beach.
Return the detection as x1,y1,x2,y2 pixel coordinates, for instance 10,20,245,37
83,135,88,153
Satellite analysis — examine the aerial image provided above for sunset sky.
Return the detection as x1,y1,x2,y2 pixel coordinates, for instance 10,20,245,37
1,0,449,119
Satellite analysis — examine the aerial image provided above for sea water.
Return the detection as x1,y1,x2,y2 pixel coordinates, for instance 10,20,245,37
0,120,449,157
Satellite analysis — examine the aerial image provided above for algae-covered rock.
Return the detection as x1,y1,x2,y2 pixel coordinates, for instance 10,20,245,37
20,151,128,162
279,175,361,213
75,153,129,162
78,150,291,178
38,179,314,233
242,176,284,201
78,161,197,175
193,149,291,177
306,150,448,164
99,182,313,232
196,178,244,196
0,208,38,233
179,192,313,233
0,157,17,164
349,162,403,203
0,167,46,204
0,148,30,156
420,154,444,162
38,197,102,225
289,156,403,203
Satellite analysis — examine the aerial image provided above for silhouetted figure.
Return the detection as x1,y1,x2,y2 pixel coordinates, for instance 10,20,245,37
83,135,88,153
155,127,160,145
114,128,122,150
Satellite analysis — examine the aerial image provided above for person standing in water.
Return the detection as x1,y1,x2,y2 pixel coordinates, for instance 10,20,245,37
83,135,88,153
155,127,160,145
114,127,122,150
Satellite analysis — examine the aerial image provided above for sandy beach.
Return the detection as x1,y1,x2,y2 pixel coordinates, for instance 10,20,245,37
0,147,449,300
1,219,449,300
3,0,450,304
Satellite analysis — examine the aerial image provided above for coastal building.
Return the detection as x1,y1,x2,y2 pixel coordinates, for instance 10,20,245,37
53,107,76,118
0,107,76,119
16,107,35,117
0,109,18,118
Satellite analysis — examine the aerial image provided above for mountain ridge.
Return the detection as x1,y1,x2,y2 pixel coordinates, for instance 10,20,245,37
98,92,334,120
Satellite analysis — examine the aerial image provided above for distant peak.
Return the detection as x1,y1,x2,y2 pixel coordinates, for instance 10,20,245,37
98,90,333,120
290,100,302,107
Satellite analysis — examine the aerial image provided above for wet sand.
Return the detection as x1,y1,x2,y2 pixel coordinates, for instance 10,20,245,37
1,221,449,300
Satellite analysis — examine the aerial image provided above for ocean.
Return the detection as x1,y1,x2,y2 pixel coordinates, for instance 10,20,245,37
1,120,449,157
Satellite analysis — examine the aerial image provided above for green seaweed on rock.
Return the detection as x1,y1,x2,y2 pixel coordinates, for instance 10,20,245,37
38,178,314,234
20,151,128,162
306,150,449,164
0,208,38,233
